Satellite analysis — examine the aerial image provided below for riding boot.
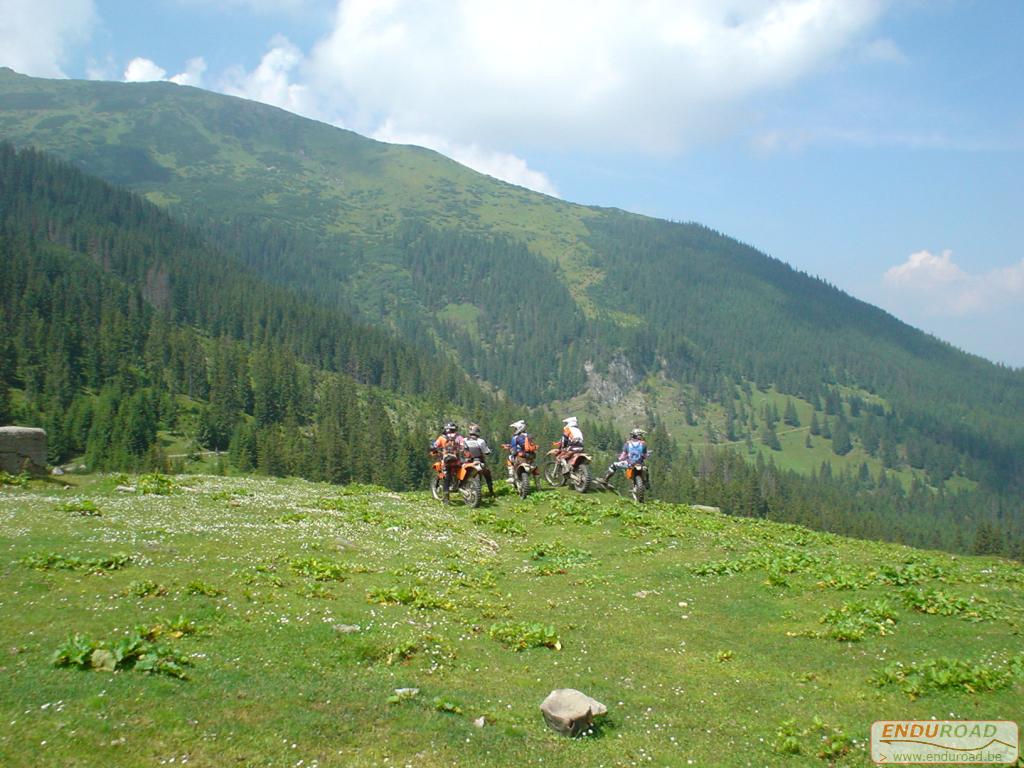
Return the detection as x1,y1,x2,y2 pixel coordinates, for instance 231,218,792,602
602,467,615,482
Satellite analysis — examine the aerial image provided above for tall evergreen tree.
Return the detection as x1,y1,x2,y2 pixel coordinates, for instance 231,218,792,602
832,419,853,456
783,399,800,427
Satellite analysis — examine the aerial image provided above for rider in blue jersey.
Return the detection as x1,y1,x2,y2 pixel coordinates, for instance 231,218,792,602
602,429,648,482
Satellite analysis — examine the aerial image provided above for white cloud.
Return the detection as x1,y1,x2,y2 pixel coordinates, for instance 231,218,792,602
123,56,206,87
212,1,889,190
885,249,966,288
220,36,314,116
372,121,558,195
884,249,1024,315
124,58,168,82
300,0,886,153
170,58,207,87
0,0,97,77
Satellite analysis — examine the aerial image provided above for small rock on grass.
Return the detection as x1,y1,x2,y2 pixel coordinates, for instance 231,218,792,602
540,689,607,737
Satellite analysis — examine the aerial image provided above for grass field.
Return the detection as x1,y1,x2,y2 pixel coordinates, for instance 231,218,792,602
1,473,1021,767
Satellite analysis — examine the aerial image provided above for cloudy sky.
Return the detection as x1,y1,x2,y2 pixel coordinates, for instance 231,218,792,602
3,0,1022,366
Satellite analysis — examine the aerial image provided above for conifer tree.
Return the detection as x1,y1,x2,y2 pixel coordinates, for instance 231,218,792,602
760,422,781,451
783,398,800,427
832,419,853,456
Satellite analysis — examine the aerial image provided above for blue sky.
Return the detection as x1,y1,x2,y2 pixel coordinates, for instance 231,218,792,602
3,0,1022,367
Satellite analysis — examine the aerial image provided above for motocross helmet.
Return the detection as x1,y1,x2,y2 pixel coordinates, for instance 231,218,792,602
510,420,526,434
630,428,645,439
563,416,578,427
443,421,458,434
468,424,481,437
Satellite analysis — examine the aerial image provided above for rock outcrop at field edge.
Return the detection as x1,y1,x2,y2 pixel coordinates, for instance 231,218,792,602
0,427,47,475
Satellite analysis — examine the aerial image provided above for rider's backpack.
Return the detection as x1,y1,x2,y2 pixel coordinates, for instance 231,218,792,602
523,434,538,454
441,436,461,462
626,440,646,464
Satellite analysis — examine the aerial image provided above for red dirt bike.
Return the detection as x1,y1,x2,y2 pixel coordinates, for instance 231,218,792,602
543,444,593,493
429,452,484,507
502,444,539,499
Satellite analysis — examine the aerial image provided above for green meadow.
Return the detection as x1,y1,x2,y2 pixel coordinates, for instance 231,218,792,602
1,473,1021,767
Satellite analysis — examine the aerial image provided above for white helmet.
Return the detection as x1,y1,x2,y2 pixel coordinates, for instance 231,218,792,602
563,416,578,428
510,420,526,434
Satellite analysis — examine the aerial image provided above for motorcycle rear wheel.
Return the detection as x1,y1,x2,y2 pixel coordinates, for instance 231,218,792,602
571,463,591,493
516,469,531,499
631,474,646,504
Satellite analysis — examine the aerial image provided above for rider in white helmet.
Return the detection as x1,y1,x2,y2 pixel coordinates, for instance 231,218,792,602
556,416,585,470
506,419,530,482
560,417,584,448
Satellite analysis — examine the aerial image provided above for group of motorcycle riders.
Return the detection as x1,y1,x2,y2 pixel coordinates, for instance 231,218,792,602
430,416,649,504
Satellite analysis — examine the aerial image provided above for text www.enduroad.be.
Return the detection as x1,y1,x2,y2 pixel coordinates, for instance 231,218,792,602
890,751,1008,763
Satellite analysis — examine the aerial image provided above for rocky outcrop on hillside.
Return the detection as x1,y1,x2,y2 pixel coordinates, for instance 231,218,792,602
583,354,638,406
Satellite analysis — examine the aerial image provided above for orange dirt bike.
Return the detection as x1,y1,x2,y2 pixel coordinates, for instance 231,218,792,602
543,444,593,493
430,451,484,507
502,444,539,499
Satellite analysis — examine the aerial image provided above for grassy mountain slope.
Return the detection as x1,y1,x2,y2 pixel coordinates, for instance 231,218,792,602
1,68,1022,495
1,474,1022,766
0,67,594,264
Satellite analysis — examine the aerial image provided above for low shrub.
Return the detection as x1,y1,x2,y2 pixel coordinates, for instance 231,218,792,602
488,621,561,651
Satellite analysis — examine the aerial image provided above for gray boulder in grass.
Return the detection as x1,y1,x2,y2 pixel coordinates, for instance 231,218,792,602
540,689,607,736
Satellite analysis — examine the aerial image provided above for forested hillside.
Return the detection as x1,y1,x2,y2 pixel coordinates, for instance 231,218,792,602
0,143,524,486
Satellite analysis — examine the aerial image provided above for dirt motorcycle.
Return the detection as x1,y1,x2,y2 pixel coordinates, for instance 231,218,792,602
429,451,483,508
625,462,650,504
502,444,539,499
543,444,592,493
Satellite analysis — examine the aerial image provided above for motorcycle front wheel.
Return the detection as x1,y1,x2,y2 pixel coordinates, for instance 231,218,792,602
460,475,482,508
542,461,566,487
431,476,443,501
